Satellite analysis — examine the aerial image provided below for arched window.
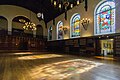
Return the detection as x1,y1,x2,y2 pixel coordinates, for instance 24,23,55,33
57,21,63,40
94,0,115,35
70,13,80,38
48,26,52,40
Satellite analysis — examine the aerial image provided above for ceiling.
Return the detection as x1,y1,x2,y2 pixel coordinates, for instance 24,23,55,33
0,0,85,23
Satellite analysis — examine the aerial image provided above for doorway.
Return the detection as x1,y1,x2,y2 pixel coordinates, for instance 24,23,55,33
100,39,114,57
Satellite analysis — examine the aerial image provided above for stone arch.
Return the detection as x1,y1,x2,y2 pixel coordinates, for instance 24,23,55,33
0,5,46,36
36,24,43,37
12,16,34,35
36,20,46,36
0,16,8,34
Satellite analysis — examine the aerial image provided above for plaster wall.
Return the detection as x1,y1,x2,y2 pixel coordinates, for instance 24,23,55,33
0,18,8,30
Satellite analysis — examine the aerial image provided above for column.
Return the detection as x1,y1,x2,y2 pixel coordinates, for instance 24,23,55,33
8,19,12,35
33,30,36,38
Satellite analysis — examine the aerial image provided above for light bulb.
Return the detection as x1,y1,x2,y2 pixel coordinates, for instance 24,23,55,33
83,18,84,20
71,4,73,8
54,1,56,6
77,0,80,5
59,4,61,9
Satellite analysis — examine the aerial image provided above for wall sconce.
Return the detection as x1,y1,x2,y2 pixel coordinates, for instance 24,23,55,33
62,26,69,34
81,18,90,30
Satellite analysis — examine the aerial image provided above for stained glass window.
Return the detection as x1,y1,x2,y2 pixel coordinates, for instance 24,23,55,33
70,13,80,38
95,1,115,35
57,21,63,40
48,26,52,40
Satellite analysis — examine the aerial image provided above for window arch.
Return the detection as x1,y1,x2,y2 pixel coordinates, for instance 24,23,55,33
57,21,63,40
48,26,52,40
70,13,80,38
94,0,115,35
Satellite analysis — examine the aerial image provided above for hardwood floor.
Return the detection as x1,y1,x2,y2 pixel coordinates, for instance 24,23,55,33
0,52,120,80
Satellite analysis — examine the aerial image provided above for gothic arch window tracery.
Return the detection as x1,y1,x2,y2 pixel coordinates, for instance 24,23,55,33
94,0,115,35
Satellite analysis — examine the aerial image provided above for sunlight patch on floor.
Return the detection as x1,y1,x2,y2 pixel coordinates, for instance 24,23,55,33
94,56,115,60
30,59,103,80
13,52,33,55
17,54,64,60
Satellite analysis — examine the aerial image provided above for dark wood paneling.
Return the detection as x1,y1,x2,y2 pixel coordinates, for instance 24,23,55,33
47,37,95,56
0,35,46,51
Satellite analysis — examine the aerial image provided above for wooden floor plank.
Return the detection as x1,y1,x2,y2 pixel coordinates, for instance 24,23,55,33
0,52,120,80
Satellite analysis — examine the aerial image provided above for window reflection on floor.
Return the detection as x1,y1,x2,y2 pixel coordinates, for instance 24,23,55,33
30,59,103,80
14,53,103,79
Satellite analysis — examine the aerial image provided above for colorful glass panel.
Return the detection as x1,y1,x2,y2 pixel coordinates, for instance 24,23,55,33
95,1,115,35
57,21,63,40
70,14,80,38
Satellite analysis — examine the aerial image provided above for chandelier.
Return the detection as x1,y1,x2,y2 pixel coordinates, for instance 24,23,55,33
23,22,36,31
51,0,88,20
23,11,37,31
51,0,87,11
